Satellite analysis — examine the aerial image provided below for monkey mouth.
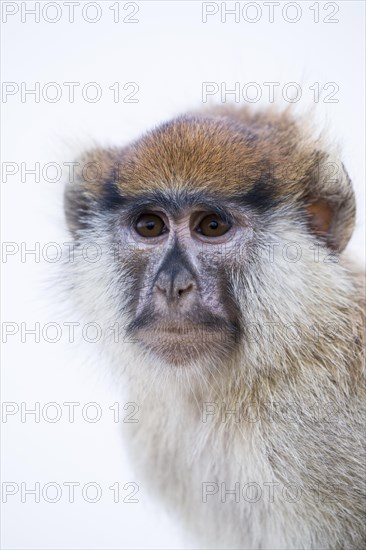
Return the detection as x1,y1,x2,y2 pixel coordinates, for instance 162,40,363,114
124,307,240,365
149,323,208,335
130,321,239,366
137,322,230,340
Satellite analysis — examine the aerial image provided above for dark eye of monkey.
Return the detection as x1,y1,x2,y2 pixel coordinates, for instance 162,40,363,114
196,214,231,237
135,213,166,237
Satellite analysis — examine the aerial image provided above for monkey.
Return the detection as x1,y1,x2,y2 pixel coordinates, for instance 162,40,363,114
63,105,365,550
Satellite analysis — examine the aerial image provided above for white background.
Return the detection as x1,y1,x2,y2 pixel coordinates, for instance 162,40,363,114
1,1,365,548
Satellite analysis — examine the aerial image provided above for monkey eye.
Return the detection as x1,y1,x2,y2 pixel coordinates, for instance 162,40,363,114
196,214,231,238
135,213,167,238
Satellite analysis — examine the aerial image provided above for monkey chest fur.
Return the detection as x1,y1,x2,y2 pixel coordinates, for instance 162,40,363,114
124,394,334,550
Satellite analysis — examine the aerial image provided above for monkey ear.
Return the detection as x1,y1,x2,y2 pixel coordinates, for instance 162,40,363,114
64,147,122,237
304,161,356,252
306,200,334,242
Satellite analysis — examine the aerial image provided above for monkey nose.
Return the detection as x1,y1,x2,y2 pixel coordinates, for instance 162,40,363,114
155,271,195,303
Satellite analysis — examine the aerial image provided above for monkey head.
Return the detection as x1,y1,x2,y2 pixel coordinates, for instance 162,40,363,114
64,107,357,382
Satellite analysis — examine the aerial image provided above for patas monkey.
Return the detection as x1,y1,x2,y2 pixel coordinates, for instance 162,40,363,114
64,106,365,549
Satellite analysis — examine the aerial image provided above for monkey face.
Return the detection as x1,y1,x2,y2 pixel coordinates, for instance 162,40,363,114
114,202,250,366
64,108,356,372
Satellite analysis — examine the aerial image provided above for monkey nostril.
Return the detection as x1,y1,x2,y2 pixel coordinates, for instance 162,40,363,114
177,283,193,298
156,284,167,295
